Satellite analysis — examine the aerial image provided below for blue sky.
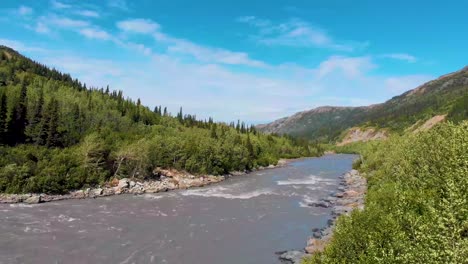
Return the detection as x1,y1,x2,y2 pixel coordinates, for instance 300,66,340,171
0,0,467,123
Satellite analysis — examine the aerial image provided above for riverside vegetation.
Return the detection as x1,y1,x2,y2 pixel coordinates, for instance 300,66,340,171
305,121,468,263
0,46,322,195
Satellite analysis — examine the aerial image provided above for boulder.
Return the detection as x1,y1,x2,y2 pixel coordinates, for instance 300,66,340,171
278,250,306,264
129,181,136,188
25,195,41,204
308,201,331,208
92,188,103,196
117,179,129,189
305,238,327,254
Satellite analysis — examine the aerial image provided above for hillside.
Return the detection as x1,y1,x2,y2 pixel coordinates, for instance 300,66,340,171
257,66,468,141
0,46,320,194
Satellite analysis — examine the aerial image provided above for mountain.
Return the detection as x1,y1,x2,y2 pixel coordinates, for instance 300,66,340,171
257,66,468,141
0,46,320,194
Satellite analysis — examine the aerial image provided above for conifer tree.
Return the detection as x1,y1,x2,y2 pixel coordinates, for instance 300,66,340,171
44,98,60,147
7,83,28,145
28,89,44,143
0,93,7,144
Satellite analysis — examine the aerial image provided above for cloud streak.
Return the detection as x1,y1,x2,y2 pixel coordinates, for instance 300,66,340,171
238,16,368,52
381,53,417,63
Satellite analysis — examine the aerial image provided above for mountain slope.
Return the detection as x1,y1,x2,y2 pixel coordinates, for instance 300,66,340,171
257,66,468,141
0,46,319,194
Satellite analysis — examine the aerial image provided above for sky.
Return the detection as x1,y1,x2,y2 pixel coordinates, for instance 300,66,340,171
0,0,467,124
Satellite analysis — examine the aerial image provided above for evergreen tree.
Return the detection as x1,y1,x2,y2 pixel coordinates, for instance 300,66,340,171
28,89,44,143
44,98,60,147
210,124,217,139
177,107,183,123
163,107,168,116
0,93,7,144
7,83,28,145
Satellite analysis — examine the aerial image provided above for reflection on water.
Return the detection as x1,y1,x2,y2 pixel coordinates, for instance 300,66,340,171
0,154,356,264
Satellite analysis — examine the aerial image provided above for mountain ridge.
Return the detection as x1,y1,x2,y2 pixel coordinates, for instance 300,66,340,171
257,65,468,141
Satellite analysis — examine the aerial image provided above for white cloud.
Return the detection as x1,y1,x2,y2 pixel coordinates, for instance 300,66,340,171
51,0,71,9
115,18,266,68
381,53,417,63
49,17,89,28
117,18,160,34
384,75,432,93
316,56,376,78
76,10,100,18
166,39,267,67
18,6,33,16
35,22,51,34
0,39,48,53
238,17,367,52
79,28,111,40
108,0,129,11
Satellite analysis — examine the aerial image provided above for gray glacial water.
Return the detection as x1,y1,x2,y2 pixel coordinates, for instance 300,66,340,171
0,154,357,264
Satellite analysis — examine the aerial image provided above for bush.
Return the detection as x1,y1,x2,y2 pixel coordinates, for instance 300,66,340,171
306,121,468,264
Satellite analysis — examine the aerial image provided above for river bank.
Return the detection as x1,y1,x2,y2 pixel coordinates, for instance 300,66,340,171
278,169,367,263
0,159,289,204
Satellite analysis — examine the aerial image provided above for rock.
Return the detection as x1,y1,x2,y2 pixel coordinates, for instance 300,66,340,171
117,179,129,189
309,201,331,208
92,188,103,196
312,231,322,238
25,195,41,204
129,181,136,188
267,164,276,169
278,250,306,264
305,239,327,254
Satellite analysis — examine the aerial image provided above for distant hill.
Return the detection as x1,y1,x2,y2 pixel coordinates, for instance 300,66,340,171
257,66,468,142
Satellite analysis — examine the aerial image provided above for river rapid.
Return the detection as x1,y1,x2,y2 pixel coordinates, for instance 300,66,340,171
0,154,357,264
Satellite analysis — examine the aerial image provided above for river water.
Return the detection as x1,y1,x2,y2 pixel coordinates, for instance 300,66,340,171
0,154,356,264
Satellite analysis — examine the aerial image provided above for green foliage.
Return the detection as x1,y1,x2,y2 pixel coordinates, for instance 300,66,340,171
0,46,321,194
305,122,468,264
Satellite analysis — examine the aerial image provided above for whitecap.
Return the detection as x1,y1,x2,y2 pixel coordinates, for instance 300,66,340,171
277,175,335,186
180,186,273,199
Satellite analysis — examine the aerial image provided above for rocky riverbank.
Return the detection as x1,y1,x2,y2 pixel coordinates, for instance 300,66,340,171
0,160,289,204
278,169,367,264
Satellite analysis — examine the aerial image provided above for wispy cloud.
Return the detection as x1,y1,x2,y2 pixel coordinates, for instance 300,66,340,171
117,18,160,33
49,16,89,28
34,22,51,34
18,6,33,16
116,18,266,67
79,28,111,40
316,56,376,78
108,0,130,11
384,75,432,93
238,16,368,52
75,10,100,18
51,0,71,9
381,53,417,63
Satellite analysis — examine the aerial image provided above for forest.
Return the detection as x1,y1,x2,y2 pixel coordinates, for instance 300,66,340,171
306,121,468,263
0,46,321,194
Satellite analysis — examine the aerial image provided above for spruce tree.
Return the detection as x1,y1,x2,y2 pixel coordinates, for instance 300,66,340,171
28,89,44,143
44,98,60,147
7,83,28,145
0,93,7,144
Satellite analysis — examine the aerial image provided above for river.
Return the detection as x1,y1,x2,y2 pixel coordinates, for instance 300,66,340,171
0,154,356,264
